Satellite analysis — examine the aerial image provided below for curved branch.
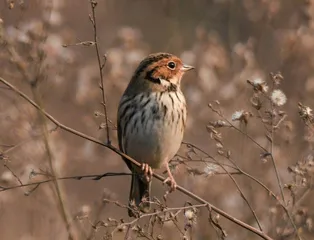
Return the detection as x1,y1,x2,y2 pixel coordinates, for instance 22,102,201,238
0,77,273,240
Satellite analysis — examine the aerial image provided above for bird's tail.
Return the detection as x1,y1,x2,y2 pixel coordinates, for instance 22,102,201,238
128,174,151,217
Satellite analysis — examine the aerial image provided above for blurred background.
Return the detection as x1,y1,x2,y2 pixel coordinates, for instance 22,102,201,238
1,0,314,239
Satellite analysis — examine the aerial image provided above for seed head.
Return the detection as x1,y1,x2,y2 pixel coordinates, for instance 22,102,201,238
247,78,268,93
271,89,287,106
184,209,195,220
232,110,244,121
298,102,313,123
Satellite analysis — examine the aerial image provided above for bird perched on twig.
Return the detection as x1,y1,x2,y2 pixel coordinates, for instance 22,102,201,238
117,52,194,216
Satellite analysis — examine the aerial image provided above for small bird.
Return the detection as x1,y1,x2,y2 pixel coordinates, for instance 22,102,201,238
117,52,194,216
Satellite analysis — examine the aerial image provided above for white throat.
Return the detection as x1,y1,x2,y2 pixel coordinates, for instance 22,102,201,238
160,78,172,88
159,75,181,89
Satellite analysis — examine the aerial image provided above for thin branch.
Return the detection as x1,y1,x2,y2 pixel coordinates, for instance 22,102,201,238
0,172,131,192
209,103,301,239
110,203,207,236
269,109,286,206
89,0,110,144
182,142,263,231
260,88,287,205
3,164,24,186
182,141,300,239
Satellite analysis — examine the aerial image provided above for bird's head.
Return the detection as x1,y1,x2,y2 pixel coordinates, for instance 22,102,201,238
127,53,194,93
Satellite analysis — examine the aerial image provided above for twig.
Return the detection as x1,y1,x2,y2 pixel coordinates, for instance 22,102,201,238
0,172,131,192
89,0,110,144
110,203,207,236
3,164,24,186
183,141,301,240
182,142,263,231
269,110,286,205
208,103,301,240
260,86,287,206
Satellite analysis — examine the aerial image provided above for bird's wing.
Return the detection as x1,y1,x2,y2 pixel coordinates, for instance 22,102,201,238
117,95,133,171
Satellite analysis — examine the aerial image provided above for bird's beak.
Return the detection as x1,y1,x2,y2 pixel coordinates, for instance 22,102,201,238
181,64,195,72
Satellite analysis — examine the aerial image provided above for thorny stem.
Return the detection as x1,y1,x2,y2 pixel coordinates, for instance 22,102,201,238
0,77,274,240
89,0,111,144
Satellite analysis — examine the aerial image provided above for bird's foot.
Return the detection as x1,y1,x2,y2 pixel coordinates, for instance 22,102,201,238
163,176,177,192
141,163,153,182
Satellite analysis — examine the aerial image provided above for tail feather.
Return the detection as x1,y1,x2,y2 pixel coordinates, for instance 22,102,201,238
128,174,151,217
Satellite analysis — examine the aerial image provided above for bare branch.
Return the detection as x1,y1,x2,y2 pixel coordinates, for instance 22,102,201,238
0,77,274,240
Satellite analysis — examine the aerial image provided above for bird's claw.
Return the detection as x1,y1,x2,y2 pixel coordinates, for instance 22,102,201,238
163,177,177,192
141,163,153,182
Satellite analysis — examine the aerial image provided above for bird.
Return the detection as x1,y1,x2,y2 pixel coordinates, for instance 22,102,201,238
117,52,194,216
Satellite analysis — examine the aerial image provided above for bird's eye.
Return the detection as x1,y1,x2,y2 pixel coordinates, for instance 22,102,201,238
167,61,176,70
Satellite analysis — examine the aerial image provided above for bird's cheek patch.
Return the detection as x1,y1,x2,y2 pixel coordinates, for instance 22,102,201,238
160,78,171,88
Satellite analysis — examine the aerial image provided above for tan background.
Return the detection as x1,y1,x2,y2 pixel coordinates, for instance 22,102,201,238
0,0,314,239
